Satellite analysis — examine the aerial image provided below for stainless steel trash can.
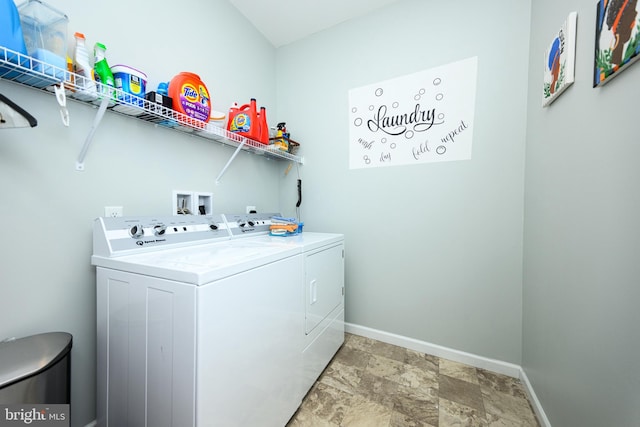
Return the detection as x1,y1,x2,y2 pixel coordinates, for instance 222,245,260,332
0,332,72,404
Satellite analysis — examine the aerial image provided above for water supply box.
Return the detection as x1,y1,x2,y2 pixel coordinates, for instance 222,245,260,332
17,0,68,84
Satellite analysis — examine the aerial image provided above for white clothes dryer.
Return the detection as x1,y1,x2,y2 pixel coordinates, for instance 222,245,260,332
223,213,345,393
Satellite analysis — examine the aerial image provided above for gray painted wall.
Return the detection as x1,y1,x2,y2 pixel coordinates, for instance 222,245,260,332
523,1,640,426
277,0,530,364
11,1,633,426
1,0,280,425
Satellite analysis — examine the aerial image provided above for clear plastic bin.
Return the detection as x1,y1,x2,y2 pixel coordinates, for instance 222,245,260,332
17,0,68,82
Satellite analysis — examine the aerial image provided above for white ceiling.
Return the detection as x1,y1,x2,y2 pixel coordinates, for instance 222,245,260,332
228,0,403,47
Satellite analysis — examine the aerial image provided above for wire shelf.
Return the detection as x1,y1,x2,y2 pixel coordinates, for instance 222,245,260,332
0,45,303,164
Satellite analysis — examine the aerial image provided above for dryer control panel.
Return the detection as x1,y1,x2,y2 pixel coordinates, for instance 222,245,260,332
223,212,280,238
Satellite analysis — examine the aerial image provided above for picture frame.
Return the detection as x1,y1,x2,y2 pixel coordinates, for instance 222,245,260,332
594,0,640,86
543,12,578,107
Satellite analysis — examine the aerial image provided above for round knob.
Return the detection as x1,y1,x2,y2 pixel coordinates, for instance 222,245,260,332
154,225,167,236
129,224,144,238
209,222,219,230
238,221,246,228
248,220,255,227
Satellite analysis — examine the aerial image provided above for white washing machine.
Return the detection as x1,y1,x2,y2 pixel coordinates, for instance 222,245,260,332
91,213,344,427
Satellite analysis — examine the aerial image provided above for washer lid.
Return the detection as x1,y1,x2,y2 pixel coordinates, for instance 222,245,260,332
0,332,72,389
92,239,302,285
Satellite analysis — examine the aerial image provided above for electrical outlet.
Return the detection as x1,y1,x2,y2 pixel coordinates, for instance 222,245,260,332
246,205,256,214
105,206,123,218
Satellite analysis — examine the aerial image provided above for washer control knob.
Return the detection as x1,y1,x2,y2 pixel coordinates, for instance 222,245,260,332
238,221,246,228
248,220,255,227
153,224,167,236
209,222,219,230
129,224,144,238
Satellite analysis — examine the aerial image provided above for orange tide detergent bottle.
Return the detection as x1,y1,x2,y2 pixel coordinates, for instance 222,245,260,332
168,72,211,129
227,98,266,143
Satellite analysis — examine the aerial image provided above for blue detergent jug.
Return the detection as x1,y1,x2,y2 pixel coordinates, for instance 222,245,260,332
0,0,29,78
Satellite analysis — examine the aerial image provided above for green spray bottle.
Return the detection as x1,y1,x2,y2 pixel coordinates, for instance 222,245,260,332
93,42,115,100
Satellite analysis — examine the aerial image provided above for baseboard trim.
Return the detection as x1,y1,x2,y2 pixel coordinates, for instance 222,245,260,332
344,322,551,427
519,368,552,427
345,322,521,377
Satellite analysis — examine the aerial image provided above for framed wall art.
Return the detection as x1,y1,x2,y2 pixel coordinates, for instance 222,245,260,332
594,0,640,86
543,12,578,107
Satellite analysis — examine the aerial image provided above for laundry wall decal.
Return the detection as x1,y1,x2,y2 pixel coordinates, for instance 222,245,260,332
348,56,478,170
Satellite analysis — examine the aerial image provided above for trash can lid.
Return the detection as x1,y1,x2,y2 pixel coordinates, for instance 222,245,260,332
0,332,72,389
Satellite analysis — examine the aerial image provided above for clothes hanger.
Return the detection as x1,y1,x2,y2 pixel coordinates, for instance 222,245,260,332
0,93,37,129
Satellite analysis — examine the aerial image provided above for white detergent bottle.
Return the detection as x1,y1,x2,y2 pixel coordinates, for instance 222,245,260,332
71,32,97,101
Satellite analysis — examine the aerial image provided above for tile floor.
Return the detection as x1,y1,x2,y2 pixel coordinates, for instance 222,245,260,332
287,333,540,427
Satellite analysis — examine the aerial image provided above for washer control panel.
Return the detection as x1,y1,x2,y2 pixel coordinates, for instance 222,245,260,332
94,214,230,256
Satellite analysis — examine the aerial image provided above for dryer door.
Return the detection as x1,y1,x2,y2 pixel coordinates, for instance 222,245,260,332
305,243,345,334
